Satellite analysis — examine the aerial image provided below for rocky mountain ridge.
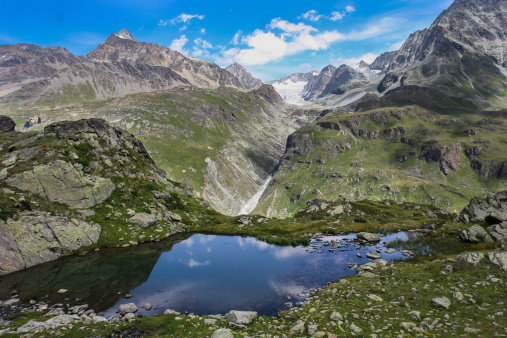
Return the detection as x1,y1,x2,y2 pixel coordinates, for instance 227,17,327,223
0,29,245,106
225,63,264,89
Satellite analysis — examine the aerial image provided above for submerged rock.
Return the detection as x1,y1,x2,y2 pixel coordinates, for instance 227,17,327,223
356,232,380,242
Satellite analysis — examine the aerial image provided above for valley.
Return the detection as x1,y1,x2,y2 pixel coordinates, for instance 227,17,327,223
0,0,507,336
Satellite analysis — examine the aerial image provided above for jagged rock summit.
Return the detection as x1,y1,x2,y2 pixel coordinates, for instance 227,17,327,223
115,28,138,42
225,63,264,89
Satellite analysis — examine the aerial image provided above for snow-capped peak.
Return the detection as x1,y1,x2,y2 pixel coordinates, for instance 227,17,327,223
115,29,138,42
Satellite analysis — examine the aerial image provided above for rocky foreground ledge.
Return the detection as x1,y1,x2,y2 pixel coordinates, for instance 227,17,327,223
0,117,194,275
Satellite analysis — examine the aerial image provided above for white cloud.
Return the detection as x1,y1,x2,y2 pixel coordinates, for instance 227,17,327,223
171,13,205,24
200,28,206,34
232,30,242,45
334,52,379,66
170,35,189,53
187,258,210,268
330,5,356,21
194,38,212,49
269,18,316,34
298,9,324,22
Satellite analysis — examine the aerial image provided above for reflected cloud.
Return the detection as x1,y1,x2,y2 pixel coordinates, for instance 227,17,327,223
199,235,216,244
273,246,305,260
185,258,211,268
245,237,270,251
269,279,306,297
183,237,195,247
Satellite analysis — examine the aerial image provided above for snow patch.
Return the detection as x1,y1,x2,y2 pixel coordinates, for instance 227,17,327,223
239,177,272,215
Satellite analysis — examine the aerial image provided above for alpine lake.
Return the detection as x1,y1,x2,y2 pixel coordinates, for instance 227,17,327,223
0,232,415,318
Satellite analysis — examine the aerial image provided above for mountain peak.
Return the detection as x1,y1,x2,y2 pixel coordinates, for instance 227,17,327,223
115,29,138,42
357,60,370,68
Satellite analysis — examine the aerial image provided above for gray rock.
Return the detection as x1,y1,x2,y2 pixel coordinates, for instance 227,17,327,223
127,212,157,228
124,313,136,321
119,303,138,315
6,160,115,209
408,311,421,321
488,252,507,270
45,314,80,327
367,251,381,259
0,116,16,132
450,291,464,300
144,303,152,310
350,323,363,333
211,328,234,338
308,324,318,335
163,309,181,315
313,332,326,338
457,252,484,265
17,320,49,333
386,248,396,254
489,222,507,241
459,225,493,243
460,191,507,224
225,310,258,324
356,232,380,242
126,209,136,217
400,322,417,330
330,311,344,321
204,318,217,325
367,294,384,302
432,297,451,309
290,320,305,333
3,298,20,305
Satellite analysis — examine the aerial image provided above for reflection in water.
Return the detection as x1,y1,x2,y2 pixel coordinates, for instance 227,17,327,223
0,232,408,317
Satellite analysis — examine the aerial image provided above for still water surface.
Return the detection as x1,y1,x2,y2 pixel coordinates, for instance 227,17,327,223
0,232,409,317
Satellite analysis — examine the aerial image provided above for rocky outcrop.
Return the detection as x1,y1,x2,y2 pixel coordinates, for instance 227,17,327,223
7,160,115,209
459,224,493,243
225,63,264,89
0,212,100,274
459,191,507,223
419,141,462,175
0,115,15,132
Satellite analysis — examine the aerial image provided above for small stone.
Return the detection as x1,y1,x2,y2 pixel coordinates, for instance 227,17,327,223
330,311,344,321
356,232,380,242
488,252,507,270
450,291,464,300
367,294,384,302
204,319,217,325
457,252,485,265
432,297,451,309
144,303,152,310
123,313,136,321
349,323,363,333
386,248,396,254
408,311,421,321
125,294,132,298
57,289,68,294
400,322,416,330
225,310,258,324
163,309,181,315
367,251,381,259
290,320,305,333
308,324,318,335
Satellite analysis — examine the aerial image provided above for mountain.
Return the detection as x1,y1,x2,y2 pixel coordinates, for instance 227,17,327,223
225,63,264,89
302,65,337,101
0,44,81,95
269,70,319,105
367,0,507,110
0,29,245,106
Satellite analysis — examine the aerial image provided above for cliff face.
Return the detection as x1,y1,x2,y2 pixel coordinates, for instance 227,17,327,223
0,117,193,275
225,63,264,89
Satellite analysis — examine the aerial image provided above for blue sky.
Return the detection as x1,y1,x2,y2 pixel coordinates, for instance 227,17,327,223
1,0,453,81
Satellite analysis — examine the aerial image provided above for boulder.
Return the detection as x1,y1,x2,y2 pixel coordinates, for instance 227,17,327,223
330,311,344,321
17,320,49,333
225,310,258,324
0,212,101,275
457,252,485,265
489,222,507,241
118,303,138,315
488,252,507,270
432,297,451,309
6,160,115,209
127,212,157,228
459,225,493,243
0,116,16,132
459,191,507,224
367,251,381,259
211,328,234,338
356,232,380,242
45,315,80,327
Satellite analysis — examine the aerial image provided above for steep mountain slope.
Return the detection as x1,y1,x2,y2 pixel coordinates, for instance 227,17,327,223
10,85,323,215
225,63,264,89
254,107,507,218
0,44,81,96
368,0,507,110
0,30,245,106
302,65,337,101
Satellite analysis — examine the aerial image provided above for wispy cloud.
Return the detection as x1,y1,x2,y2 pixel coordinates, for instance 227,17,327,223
159,13,205,26
298,9,324,22
330,6,356,21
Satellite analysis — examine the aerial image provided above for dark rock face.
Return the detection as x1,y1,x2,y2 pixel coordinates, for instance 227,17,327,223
303,65,337,100
0,115,16,132
225,63,264,89
419,141,462,175
460,191,507,223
